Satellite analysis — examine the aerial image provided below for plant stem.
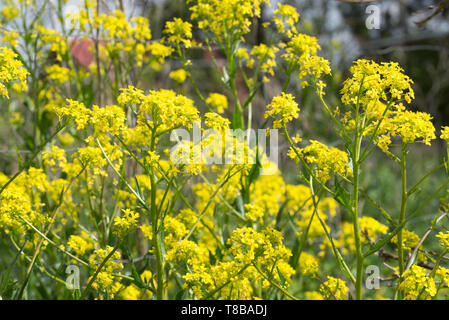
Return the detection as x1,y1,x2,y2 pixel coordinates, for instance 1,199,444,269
397,143,408,291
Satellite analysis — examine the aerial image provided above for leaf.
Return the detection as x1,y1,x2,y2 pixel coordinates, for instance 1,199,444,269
334,180,352,210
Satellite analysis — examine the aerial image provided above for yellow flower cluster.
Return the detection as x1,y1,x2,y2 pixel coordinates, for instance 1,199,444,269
320,276,348,300
298,252,319,276
88,246,123,298
264,92,300,128
188,0,268,42
436,231,449,251
391,229,420,251
399,265,436,300
0,46,28,98
113,209,140,236
206,93,228,114
288,140,352,183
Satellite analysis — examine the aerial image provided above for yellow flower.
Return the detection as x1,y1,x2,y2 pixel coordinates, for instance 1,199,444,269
391,229,420,250
288,140,352,183
67,231,94,256
113,209,140,235
264,92,300,128
298,252,319,276
441,126,449,141
320,276,348,300
0,46,28,98
163,18,193,48
436,231,449,251
206,93,228,113
169,69,187,83
399,265,436,300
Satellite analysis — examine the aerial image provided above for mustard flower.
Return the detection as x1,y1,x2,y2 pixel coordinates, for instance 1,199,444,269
298,252,319,276
264,92,300,128
320,276,348,300
206,93,228,113
399,265,436,300
169,69,187,83
0,46,28,98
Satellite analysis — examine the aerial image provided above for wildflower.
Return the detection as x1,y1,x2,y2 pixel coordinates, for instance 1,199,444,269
320,276,348,300
441,126,449,141
305,291,323,300
43,145,67,168
250,44,279,77
391,229,420,250
298,252,319,276
88,247,123,298
91,104,126,136
359,216,388,242
0,46,28,98
113,209,140,235
67,231,94,256
169,69,187,83
204,112,230,131
288,140,352,183
163,18,193,48
45,64,72,84
206,93,228,113
273,3,299,36
399,265,436,300
264,92,300,128
57,99,91,130
244,203,264,222
436,231,449,251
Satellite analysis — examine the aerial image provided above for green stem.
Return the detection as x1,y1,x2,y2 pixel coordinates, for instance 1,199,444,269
397,143,408,292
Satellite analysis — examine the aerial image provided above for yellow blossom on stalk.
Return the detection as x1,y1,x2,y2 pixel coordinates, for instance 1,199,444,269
436,231,449,251
441,126,449,141
1,6,19,20
43,145,67,168
227,227,295,285
358,216,388,242
391,229,420,250
169,69,187,83
264,92,300,128
188,0,268,42
166,239,209,265
67,231,94,255
57,99,91,130
118,86,200,132
206,93,228,113
341,59,414,108
305,291,324,300
399,265,436,300
437,267,449,286
288,140,352,183
0,46,28,98
45,64,72,84
252,173,286,217
250,44,279,77
244,203,264,222
1,30,19,47
320,276,348,300
113,209,140,235
298,252,319,276
91,104,126,136
389,110,436,146
163,18,193,48
88,247,123,298
35,25,67,56
273,3,299,36
204,112,230,131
